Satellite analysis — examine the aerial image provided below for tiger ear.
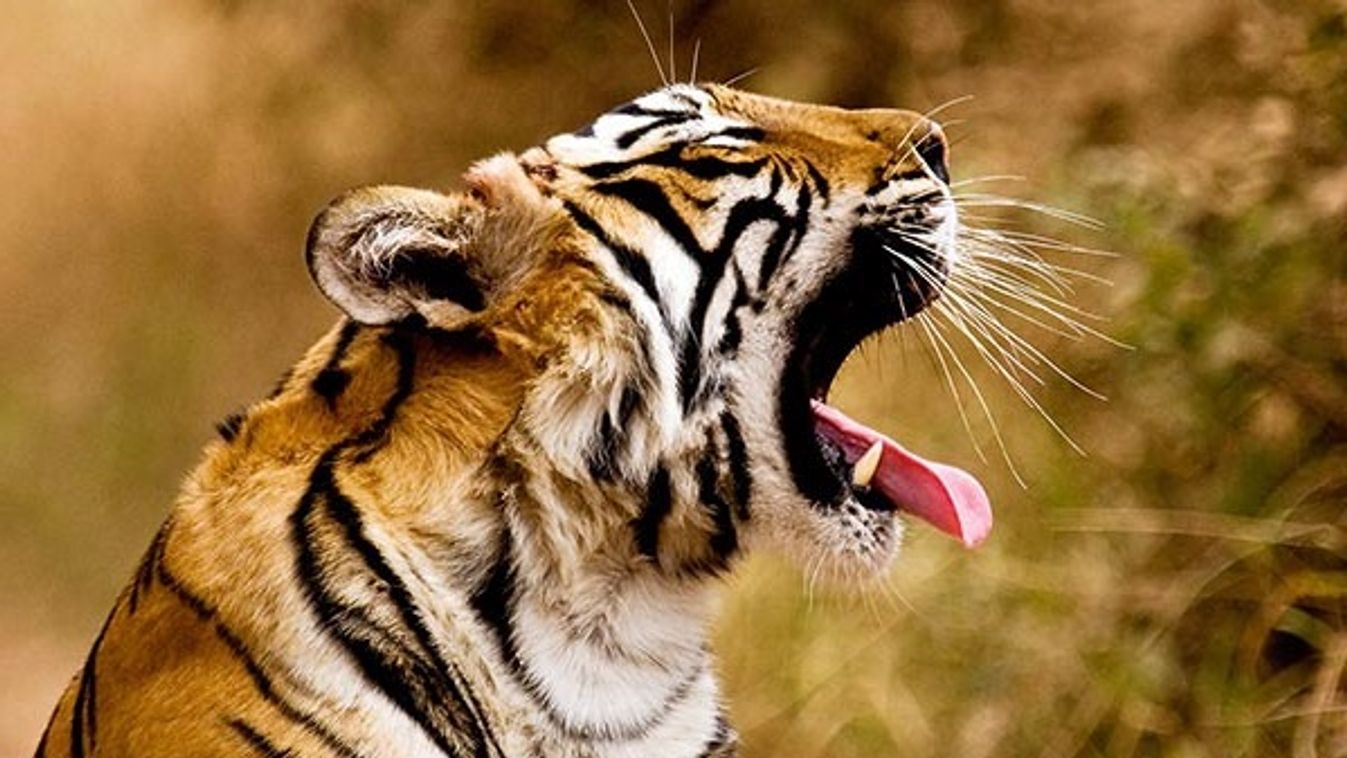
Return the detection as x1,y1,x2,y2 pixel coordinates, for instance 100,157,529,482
305,185,489,328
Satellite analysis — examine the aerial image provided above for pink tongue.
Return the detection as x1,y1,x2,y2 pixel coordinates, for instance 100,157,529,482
811,400,992,548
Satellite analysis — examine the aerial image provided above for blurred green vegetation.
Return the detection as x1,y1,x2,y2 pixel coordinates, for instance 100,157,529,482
1,1,1343,755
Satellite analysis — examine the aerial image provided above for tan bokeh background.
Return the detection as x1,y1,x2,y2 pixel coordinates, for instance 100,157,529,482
3,1,1345,755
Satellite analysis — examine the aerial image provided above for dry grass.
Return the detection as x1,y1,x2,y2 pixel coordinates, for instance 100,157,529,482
2,1,1344,755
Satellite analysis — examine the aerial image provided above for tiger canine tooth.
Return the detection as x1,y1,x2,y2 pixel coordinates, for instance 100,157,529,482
852,441,883,488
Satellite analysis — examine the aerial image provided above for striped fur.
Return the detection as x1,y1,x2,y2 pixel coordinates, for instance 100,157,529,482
39,85,957,757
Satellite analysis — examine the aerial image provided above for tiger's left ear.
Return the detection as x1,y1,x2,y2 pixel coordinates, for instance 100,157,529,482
305,185,490,328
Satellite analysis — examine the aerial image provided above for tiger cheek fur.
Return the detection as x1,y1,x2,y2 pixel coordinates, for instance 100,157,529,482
39,84,956,758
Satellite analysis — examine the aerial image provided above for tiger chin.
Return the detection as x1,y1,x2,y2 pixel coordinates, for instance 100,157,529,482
39,84,991,758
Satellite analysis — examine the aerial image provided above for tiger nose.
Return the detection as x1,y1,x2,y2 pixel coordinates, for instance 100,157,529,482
913,121,950,185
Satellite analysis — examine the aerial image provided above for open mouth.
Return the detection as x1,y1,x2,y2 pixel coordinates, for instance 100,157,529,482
778,225,993,548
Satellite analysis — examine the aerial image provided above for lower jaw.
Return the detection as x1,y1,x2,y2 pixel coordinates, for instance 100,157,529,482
786,507,902,583
815,431,895,514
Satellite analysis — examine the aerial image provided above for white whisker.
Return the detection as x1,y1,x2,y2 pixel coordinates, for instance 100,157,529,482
951,194,1102,229
920,94,975,123
968,225,1119,259
881,218,1106,462
941,302,1086,456
917,273,1095,451
916,312,989,464
722,66,760,87
947,281,1108,402
903,253,1049,387
666,2,676,84
948,174,1026,189
953,280,1095,341
625,0,669,86
922,311,1027,486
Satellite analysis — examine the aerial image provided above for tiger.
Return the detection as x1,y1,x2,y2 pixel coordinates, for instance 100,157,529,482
37,83,992,757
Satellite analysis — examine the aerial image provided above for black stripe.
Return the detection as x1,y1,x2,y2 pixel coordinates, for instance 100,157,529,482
676,336,703,414
748,209,794,302
155,562,213,617
618,382,641,427
155,562,364,758
311,370,351,410
715,126,766,143
69,610,113,758
349,331,418,464
897,167,936,184
312,320,360,409
632,465,674,562
674,184,719,211
697,715,738,757
652,150,768,180
581,152,795,413
128,523,169,613
668,91,702,109
585,384,640,482
470,493,706,742
579,145,767,181
227,718,293,758
595,290,662,388
696,445,738,564
587,411,620,481
325,483,496,755
613,102,689,118
564,201,662,308
614,113,695,149
597,289,633,314
327,319,361,364
864,167,933,196
706,168,784,277
634,168,788,410
720,412,752,520
468,514,614,742
716,263,753,356
679,171,788,410
783,177,816,267
805,160,831,203
467,522,525,684
290,329,501,757
759,183,813,292
267,366,295,400
216,411,246,443
291,499,466,756
581,155,815,421
593,178,706,260
33,714,52,758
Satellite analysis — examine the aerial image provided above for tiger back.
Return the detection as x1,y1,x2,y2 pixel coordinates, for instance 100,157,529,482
39,84,983,757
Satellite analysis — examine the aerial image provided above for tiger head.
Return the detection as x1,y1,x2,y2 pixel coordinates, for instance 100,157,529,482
306,84,989,587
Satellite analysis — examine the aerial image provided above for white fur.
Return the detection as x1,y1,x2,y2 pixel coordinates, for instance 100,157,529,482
510,579,714,739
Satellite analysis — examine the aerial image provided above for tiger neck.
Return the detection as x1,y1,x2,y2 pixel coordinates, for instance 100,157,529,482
476,446,726,746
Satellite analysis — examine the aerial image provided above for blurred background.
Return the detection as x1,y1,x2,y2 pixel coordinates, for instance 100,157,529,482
2,0,1344,755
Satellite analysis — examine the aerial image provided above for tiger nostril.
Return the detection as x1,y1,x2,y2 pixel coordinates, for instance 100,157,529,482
915,124,950,185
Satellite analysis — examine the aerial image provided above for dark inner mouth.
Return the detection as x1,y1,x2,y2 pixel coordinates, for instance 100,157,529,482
779,225,946,511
